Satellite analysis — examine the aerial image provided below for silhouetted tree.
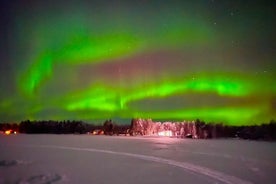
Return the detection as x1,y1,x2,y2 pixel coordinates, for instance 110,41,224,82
103,119,114,135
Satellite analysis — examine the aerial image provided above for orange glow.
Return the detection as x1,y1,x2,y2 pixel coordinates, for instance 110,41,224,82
158,130,172,137
92,130,104,135
5,130,11,135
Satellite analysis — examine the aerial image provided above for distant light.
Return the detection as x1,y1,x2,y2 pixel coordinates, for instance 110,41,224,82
158,131,172,137
14,131,17,134
5,130,11,135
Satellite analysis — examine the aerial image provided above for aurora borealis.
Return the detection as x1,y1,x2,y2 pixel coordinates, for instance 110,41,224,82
0,0,275,125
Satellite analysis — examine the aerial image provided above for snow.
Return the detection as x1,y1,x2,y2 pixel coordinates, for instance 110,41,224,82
0,135,275,184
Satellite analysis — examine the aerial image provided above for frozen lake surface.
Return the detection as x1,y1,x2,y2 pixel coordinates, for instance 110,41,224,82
0,134,275,184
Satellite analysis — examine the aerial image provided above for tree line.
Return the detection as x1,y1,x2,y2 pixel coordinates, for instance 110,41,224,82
0,120,95,134
0,119,276,140
129,118,276,140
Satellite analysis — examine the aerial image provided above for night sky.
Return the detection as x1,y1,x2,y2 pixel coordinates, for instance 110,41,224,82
0,0,275,125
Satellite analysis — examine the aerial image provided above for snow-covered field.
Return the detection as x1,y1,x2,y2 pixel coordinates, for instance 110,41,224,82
0,134,275,184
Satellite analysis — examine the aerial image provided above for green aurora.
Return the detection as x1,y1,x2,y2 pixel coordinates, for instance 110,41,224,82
0,1,275,125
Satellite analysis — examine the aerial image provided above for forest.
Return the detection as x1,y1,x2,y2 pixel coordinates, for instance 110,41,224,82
0,119,275,141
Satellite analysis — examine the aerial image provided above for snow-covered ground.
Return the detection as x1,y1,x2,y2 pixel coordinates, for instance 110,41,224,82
0,134,275,184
